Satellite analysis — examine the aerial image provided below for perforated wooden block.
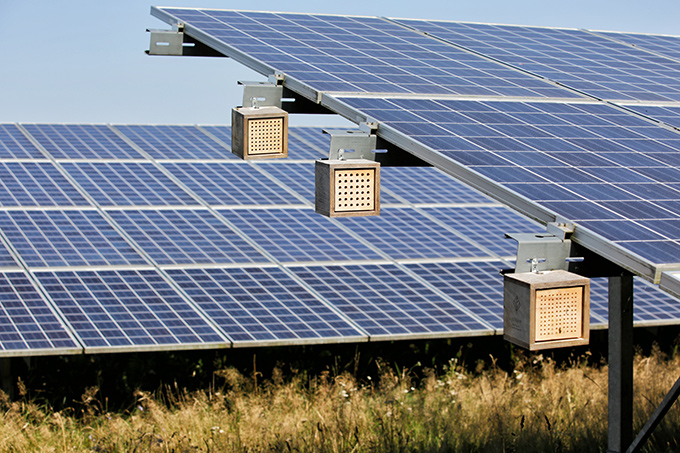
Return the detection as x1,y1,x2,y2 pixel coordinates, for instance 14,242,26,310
315,159,380,217
504,270,590,350
231,106,288,160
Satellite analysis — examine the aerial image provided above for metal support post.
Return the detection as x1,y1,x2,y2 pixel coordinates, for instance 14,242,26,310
608,273,634,453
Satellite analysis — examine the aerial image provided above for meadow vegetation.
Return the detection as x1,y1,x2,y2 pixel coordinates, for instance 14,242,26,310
0,341,679,452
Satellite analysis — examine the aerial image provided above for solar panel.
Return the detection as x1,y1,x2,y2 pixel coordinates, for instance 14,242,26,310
107,208,268,265
596,31,680,64
114,125,235,160
166,266,365,345
35,269,227,352
162,162,307,206
394,19,680,102
380,166,496,205
0,124,45,159
0,210,147,268
624,104,680,130
219,208,383,263
288,127,331,159
61,162,199,206
0,242,17,268
152,8,581,99
0,271,80,356
0,162,90,207
23,124,144,159
422,206,543,257
290,263,492,339
403,261,506,329
333,95,680,279
337,207,499,260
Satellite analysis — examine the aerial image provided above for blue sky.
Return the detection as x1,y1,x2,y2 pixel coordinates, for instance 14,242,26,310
2,0,680,125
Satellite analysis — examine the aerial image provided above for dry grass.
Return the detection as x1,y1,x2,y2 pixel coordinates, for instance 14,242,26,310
0,348,679,452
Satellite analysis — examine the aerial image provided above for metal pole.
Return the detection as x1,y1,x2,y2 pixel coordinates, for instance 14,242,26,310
608,273,634,453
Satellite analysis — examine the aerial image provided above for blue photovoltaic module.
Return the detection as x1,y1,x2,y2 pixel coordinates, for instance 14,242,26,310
0,271,79,355
0,124,46,159
23,124,145,159
162,162,306,206
115,125,235,160
107,208,268,265
219,208,384,263
61,162,200,206
291,263,492,338
35,269,227,351
153,8,581,99
0,162,90,207
596,31,680,65
394,19,680,103
166,266,365,344
0,210,147,268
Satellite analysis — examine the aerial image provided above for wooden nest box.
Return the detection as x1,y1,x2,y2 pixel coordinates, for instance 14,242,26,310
503,270,590,350
231,106,288,160
315,159,380,217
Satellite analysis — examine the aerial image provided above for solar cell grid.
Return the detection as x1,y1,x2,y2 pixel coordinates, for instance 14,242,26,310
287,127,331,158
36,269,226,349
404,261,507,329
107,209,267,265
423,206,542,257
337,207,497,260
597,31,680,65
155,8,581,99
163,162,306,206
0,243,16,268
380,166,494,205
0,125,45,159
22,124,144,159
394,19,680,102
0,162,90,207
0,210,147,268
0,272,78,353
114,125,234,160
290,264,491,338
625,105,680,130
219,208,383,263
62,162,199,206
166,267,363,344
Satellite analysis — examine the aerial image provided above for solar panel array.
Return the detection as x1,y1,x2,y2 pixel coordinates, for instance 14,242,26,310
0,123,678,357
150,8,680,285
4,8,680,356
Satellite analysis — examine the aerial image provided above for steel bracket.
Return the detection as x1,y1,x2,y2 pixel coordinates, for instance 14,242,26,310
506,222,581,273
323,123,385,161
147,25,222,57
238,77,285,109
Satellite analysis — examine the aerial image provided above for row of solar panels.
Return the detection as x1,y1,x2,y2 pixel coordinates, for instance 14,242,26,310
151,8,680,103
150,8,680,286
0,124,678,356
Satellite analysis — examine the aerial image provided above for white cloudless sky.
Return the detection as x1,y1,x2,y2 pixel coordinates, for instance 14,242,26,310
2,0,679,125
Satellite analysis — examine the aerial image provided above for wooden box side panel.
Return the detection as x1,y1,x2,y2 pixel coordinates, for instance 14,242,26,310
503,277,532,347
